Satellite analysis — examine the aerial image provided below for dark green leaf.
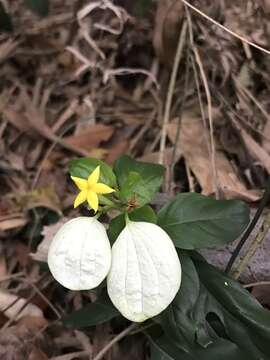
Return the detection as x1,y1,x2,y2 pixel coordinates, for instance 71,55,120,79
69,157,117,188
149,327,248,360
114,155,165,206
108,205,157,243
158,193,249,249
156,251,269,359
0,4,12,32
24,0,49,16
194,258,270,358
158,252,200,351
62,293,119,328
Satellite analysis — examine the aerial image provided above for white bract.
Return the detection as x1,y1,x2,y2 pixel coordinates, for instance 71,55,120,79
107,221,181,322
48,217,111,290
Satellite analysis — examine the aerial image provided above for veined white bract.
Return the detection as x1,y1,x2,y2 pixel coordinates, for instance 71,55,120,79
48,217,111,291
107,221,181,322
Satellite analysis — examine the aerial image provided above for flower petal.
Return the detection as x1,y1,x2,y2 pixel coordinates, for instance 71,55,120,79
71,176,88,191
88,166,100,187
74,190,87,208
87,191,99,212
92,183,115,194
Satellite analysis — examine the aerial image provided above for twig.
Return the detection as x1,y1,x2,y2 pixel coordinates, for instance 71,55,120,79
50,350,89,360
185,6,218,198
180,0,270,56
159,21,187,165
93,323,137,360
169,47,190,192
0,272,24,283
226,177,270,273
244,281,270,289
233,213,270,280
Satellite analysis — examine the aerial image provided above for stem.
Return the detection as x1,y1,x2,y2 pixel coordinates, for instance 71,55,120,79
159,21,187,165
93,323,137,360
233,213,270,280
99,195,115,207
125,212,130,224
225,177,270,273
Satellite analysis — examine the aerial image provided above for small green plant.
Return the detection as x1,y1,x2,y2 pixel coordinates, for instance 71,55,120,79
48,155,270,359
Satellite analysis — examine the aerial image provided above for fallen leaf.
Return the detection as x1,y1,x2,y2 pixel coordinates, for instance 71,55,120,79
18,187,62,215
29,348,49,360
139,148,181,165
0,315,47,359
31,218,70,262
167,112,261,201
64,124,113,150
238,123,270,174
153,0,184,66
105,140,129,165
0,214,28,232
0,290,43,320
252,285,270,307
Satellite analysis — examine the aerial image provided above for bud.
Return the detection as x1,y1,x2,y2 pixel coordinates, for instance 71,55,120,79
48,217,111,290
107,221,181,322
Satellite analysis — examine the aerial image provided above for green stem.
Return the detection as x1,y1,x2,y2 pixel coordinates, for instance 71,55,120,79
98,195,115,207
125,212,130,224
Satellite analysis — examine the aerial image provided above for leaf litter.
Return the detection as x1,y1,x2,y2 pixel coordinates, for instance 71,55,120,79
0,0,270,358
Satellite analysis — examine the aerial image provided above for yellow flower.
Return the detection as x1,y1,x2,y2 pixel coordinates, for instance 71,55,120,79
71,166,115,212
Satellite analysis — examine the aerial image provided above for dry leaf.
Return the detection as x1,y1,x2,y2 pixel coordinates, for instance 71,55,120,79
139,148,181,165
153,0,184,66
18,187,61,215
0,315,47,360
167,112,261,201
106,140,129,165
65,124,113,150
252,285,270,307
0,214,28,232
0,290,43,320
31,218,69,262
240,126,270,174
261,119,270,155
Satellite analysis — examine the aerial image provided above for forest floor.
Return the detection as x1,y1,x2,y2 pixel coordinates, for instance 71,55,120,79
1,0,270,359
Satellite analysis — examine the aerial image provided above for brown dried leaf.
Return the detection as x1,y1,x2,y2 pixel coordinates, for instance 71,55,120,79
252,285,270,307
106,140,129,165
168,113,261,201
18,187,61,215
3,107,31,132
153,0,184,66
31,218,69,262
0,290,43,320
240,126,270,174
139,148,181,165
0,214,28,232
0,315,47,360
64,124,113,150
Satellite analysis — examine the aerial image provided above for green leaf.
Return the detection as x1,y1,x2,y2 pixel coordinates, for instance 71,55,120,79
69,157,117,188
108,205,157,243
195,258,270,358
158,252,200,351
62,293,119,328
0,4,12,32
24,0,49,16
156,251,269,359
158,193,250,249
114,155,165,206
148,326,248,360
150,335,249,360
